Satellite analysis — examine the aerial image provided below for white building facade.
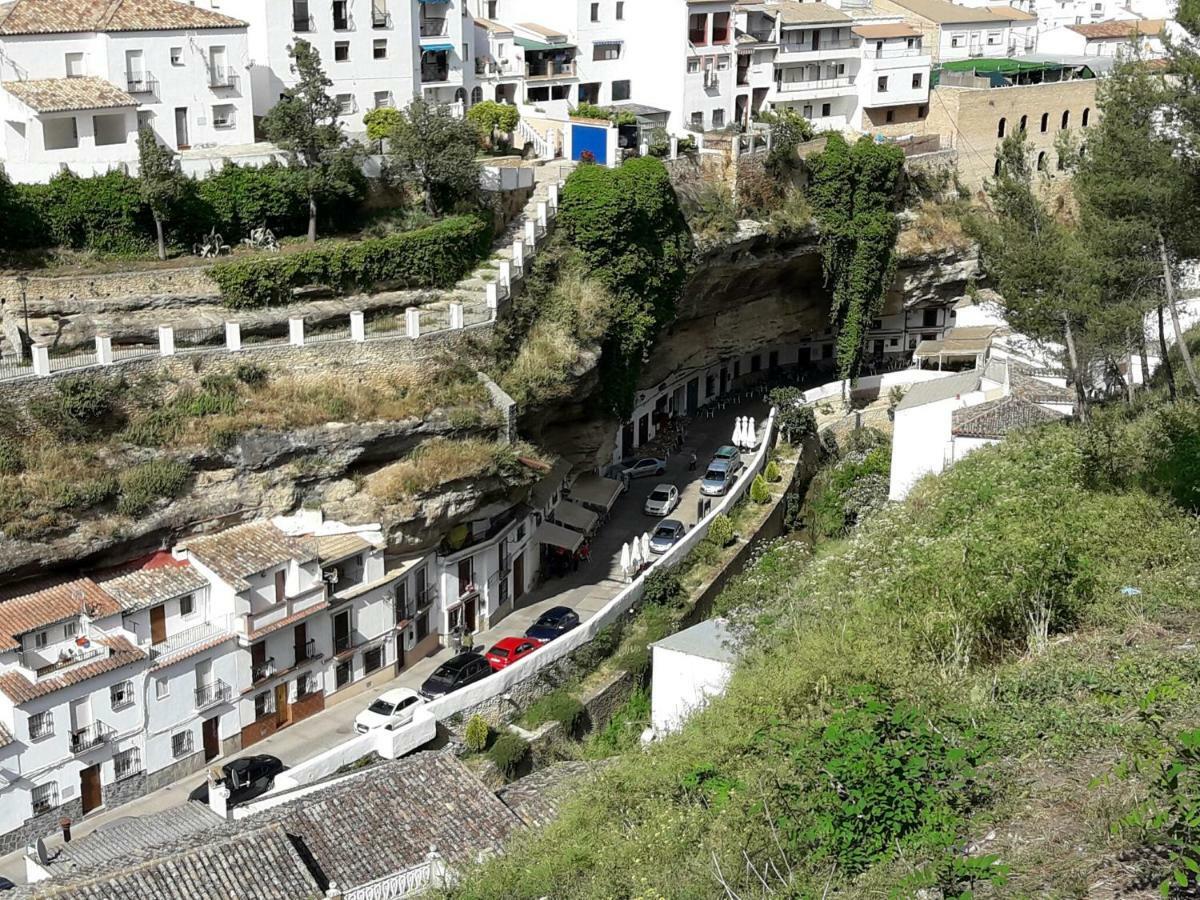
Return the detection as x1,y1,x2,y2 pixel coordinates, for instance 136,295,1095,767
0,0,257,183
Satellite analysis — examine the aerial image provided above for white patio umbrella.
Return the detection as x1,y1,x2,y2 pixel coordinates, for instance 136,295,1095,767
747,416,756,448
731,417,743,448
620,541,631,579
641,532,651,562
630,539,642,573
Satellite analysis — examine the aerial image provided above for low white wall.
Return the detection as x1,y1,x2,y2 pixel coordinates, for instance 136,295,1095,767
802,369,952,404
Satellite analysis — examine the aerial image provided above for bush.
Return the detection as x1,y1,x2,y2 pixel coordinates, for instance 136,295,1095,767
29,375,126,442
18,170,153,254
770,387,816,442
467,101,520,141
642,569,685,608
117,459,191,516
464,715,490,753
750,473,771,504
707,514,735,548
0,438,22,475
523,690,587,735
765,460,782,483
209,215,492,307
805,443,891,539
1144,401,1200,512
487,731,529,778
683,183,738,241
235,362,268,386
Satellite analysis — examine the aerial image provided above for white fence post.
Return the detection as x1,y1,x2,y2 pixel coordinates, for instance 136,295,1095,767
547,182,559,210
512,240,524,273
32,345,49,377
95,335,113,366
523,219,537,249
350,310,366,342
405,308,421,339
289,317,305,347
449,302,464,329
225,322,242,352
499,260,511,290
157,325,175,357
670,136,679,160
485,283,498,311
536,201,548,229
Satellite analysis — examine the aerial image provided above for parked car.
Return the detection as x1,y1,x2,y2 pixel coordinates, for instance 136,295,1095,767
485,636,543,671
354,688,424,734
622,457,667,479
418,652,491,700
524,606,581,642
700,458,744,496
188,754,286,807
643,483,680,516
649,519,688,554
712,445,740,461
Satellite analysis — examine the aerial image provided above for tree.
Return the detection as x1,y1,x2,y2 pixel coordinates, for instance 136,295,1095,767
759,107,815,171
362,107,401,144
1073,55,1200,398
382,99,482,215
973,134,1097,419
261,40,364,242
807,134,905,380
467,101,520,150
137,127,185,260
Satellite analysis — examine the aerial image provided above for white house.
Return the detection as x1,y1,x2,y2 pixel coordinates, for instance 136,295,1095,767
649,617,739,737
1036,17,1166,57
854,22,932,129
0,0,257,183
876,0,1035,62
232,0,473,133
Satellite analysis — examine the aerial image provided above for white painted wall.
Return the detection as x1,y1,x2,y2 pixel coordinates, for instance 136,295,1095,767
649,645,732,735
888,387,986,500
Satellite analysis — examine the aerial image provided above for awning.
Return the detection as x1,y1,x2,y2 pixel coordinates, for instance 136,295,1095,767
569,475,623,512
535,521,583,553
422,42,454,52
552,501,599,535
515,36,552,51
592,39,622,46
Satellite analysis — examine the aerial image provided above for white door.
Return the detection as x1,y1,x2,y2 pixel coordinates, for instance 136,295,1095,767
195,658,212,692
125,50,144,90
70,697,92,732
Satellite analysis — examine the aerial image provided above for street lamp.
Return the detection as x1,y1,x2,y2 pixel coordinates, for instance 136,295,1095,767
15,274,29,357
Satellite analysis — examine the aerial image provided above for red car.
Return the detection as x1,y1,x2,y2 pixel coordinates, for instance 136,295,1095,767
485,636,542,670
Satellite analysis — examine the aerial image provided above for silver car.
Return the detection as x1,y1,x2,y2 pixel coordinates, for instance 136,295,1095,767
700,458,743,496
649,519,687,554
623,457,667,479
643,483,679,516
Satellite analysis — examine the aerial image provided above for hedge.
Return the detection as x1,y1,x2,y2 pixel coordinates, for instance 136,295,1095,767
208,215,492,307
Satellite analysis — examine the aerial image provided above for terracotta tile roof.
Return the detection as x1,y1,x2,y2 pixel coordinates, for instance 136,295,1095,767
315,532,373,564
1069,18,1164,38
988,4,1037,21
47,802,222,874
2,76,136,113
0,723,12,749
852,23,922,39
951,395,1064,438
0,0,246,35
775,1,851,25
1010,370,1076,404
886,0,1012,24
0,578,121,650
473,16,512,33
245,598,329,642
0,635,145,705
182,521,315,591
100,564,208,613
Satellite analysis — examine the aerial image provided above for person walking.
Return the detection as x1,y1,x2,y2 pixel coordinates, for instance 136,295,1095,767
688,450,697,471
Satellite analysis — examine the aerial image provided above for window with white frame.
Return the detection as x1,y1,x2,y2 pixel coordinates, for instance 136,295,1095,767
336,94,355,115
986,31,1001,45
374,90,393,108
31,782,58,815
170,47,184,66
155,675,169,700
110,680,134,710
28,711,53,740
62,620,78,639
212,105,236,128
334,41,350,62
593,43,620,61
65,53,84,78
877,75,888,92
374,39,387,59
712,108,725,128
171,730,194,758
297,671,317,697
34,630,48,649
114,747,141,781
179,593,194,617
950,32,965,47
687,58,700,74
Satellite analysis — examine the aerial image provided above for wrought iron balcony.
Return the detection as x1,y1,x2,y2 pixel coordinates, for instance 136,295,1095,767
70,720,114,754
209,66,239,89
251,656,275,683
294,638,320,666
125,71,159,94
420,17,447,36
333,632,354,654
194,679,231,710
294,14,315,31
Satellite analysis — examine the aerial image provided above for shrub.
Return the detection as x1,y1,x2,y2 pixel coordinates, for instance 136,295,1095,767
572,102,610,121
691,539,720,566
642,569,685,608
770,387,816,442
464,715,490,753
487,731,529,778
235,362,268,386
523,690,586,735
707,514,735,548
19,170,153,254
1144,401,1200,512
765,460,782,483
30,375,126,442
805,443,891,539
467,100,520,141
750,473,771,504
683,183,738,241
117,459,190,517
209,215,491,307
0,438,22,475
735,160,784,219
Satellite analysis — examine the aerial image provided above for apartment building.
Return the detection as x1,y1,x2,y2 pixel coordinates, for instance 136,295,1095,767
856,22,934,129
231,0,473,132
1037,16,1166,55
874,0,1037,62
0,0,256,183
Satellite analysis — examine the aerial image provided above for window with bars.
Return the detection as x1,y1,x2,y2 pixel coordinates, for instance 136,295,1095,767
110,680,134,710
171,730,194,758
31,782,58,815
114,747,142,781
29,711,53,740
254,691,275,720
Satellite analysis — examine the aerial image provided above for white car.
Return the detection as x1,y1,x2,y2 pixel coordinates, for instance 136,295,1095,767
354,688,424,734
643,483,680,516
622,457,667,479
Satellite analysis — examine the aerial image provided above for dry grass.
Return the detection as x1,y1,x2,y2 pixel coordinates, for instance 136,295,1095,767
898,200,974,258
367,438,512,503
0,438,117,538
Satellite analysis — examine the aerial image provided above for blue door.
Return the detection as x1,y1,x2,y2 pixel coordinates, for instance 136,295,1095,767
571,123,608,164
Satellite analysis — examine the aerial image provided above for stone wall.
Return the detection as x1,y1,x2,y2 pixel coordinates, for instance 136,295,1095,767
0,797,83,856
0,266,219,307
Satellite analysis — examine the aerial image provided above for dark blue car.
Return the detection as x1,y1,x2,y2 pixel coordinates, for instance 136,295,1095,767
525,606,580,642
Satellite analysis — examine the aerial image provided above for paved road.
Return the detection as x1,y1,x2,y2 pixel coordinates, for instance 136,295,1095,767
0,396,769,884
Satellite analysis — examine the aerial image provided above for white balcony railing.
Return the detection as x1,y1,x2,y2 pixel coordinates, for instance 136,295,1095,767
149,616,234,661
774,75,856,97
244,584,327,636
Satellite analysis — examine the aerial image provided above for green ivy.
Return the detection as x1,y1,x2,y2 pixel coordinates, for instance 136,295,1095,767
807,134,905,379
209,215,491,307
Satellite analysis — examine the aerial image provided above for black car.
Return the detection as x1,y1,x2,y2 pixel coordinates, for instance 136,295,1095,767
419,651,491,700
188,754,286,807
524,606,580,642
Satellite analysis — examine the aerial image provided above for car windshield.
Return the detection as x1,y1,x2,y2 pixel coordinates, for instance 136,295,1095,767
654,524,677,539
367,699,395,715
430,666,454,680
490,646,510,658
704,468,724,481
649,489,670,501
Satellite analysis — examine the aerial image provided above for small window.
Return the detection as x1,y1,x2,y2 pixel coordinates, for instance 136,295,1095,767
612,79,631,102
1082,107,1091,127
374,90,393,108
65,52,84,78
877,75,888,92
717,56,729,70
912,72,922,89
111,680,134,710
297,671,317,697
590,2,599,21
950,32,965,47
31,782,58,815
1036,150,1047,170
885,109,895,123
1061,109,1070,129
114,747,141,781
179,594,194,617
1040,112,1049,132
34,630,48,649
254,691,274,719
1019,114,1028,132
713,108,725,128
334,41,350,62
821,102,831,117
918,105,927,117
374,38,387,59
155,676,169,699
593,43,620,61
997,117,1006,138
986,30,1001,45
28,711,53,741
616,0,624,18
170,47,184,66
212,104,236,128
687,58,700,74
171,730,194,758
336,94,355,115
63,620,78,639
364,645,385,673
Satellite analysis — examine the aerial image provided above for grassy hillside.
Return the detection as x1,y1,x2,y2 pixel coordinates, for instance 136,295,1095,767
450,400,1200,898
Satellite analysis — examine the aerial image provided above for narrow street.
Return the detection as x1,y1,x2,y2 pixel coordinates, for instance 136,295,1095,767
0,396,770,885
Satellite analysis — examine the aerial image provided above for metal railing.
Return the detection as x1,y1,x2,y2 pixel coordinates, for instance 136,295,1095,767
372,9,391,28
24,641,106,678
29,715,54,741
419,17,447,35
126,71,159,93
149,617,233,662
779,39,857,53
421,67,451,84
70,720,114,754
525,60,575,79
209,66,240,89
294,14,315,31
334,632,354,654
294,638,319,666
775,75,856,92
195,679,231,709
251,656,276,683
